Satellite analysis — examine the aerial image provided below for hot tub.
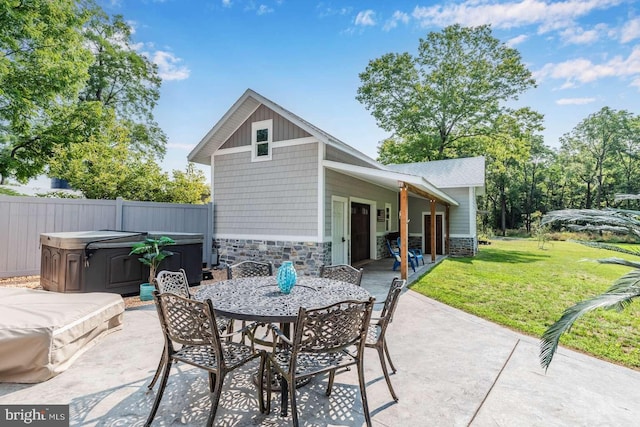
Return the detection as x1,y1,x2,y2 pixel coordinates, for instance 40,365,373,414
40,231,203,295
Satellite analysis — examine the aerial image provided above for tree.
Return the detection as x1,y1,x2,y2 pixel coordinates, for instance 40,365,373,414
79,8,166,157
0,0,93,182
540,198,640,370
358,24,536,163
559,108,631,209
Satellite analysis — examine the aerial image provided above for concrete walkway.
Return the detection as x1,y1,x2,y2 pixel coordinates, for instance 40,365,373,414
1,259,640,426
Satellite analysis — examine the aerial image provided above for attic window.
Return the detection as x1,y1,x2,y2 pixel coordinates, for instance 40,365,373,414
252,119,272,161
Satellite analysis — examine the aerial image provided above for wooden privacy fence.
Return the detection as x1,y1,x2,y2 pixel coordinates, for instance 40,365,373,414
0,196,213,278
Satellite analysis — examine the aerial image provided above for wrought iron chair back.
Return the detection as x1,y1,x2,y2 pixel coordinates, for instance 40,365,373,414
365,277,407,402
259,298,375,427
147,291,264,426
227,260,273,279
318,264,364,286
155,268,191,298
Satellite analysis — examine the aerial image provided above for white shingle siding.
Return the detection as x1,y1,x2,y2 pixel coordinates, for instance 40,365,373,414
214,144,319,238
444,187,471,235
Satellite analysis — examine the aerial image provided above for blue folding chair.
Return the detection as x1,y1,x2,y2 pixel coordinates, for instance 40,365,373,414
397,237,425,266
386,239,416,272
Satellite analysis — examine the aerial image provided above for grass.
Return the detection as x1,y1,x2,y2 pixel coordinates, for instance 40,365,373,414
411,238,640,369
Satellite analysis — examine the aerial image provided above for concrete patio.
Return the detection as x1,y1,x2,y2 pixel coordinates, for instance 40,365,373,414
1,257,640,426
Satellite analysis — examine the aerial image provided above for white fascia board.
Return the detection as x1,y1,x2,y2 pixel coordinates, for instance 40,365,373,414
323,160,459,206
214,233,321,242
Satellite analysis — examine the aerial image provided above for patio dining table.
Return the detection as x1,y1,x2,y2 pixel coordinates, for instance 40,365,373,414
194,276,372,416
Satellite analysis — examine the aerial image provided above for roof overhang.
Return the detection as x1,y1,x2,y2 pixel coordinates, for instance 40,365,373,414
323,160,459,206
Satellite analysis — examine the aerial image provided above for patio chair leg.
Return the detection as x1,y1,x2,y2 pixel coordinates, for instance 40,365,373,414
206,372,224,427
325,370,336,396
144,358,173,426
257,352,268,414
147,347,166,390
357,359,373,427
377,346,398,402
384,340,397,373
289,381,299,427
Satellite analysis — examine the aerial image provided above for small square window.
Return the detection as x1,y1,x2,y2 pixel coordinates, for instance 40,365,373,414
256,128,268,143
257,142,269,156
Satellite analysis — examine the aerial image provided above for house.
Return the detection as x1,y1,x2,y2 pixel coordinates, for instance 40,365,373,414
188,89,485,278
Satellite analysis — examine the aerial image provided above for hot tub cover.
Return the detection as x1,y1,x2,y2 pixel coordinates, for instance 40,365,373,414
0,288,124,383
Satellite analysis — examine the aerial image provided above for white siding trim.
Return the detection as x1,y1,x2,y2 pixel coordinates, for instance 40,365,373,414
214,233,321,242
210,153,215,198
214,136,317,157
251,119,273,162
450,233,476,238
469,187,477,236
318,142,325,241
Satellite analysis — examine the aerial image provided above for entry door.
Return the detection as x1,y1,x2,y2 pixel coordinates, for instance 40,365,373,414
331,198,348,264
351,202,370,263
424,214,443,254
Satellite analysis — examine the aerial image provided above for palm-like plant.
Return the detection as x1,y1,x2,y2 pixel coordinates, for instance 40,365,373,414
129,236,175,284
539,197,640,371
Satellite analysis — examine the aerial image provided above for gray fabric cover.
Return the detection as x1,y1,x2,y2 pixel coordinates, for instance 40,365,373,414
0,288,124,383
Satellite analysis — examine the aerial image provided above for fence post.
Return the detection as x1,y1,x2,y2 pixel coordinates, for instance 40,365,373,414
205,201,214,268
115,197,123,231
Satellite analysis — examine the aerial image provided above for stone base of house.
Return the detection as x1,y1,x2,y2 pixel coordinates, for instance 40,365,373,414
449,237,478,256
214,239,330,276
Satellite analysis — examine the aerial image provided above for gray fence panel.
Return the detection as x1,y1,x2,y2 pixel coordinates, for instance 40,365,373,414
0,196,213,278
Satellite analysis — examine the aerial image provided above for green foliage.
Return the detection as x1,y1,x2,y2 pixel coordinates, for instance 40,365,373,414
129,236,175,284
0,186,23,196
358,24,536,163
411,239,640,369
0,0,93,182
539,202,640,370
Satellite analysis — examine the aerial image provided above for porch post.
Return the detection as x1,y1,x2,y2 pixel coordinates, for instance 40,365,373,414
399,182,409,280
430,199,437,263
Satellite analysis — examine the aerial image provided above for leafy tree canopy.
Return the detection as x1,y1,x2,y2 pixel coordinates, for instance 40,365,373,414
357,24,536,163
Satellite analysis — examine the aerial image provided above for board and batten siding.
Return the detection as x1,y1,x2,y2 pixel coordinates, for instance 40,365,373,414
325,145,374,168
221,105,311,149
324,168,397,237
214,143,319,238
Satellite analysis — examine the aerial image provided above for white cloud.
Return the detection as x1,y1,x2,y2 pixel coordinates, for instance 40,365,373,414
555,97,596,105
355,10,376,27
256,4,273,15
535,46,640,89
507,34,528,46
411,0,622,32
222,0,232,7
559,26,601,44
383,11,410,31
152,51,190,81
620,17,640,43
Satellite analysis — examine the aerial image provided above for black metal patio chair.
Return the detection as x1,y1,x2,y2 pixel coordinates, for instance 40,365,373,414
319,264,364,286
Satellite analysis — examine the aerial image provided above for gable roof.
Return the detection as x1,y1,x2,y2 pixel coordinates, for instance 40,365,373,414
188,89,380,168
386,157,485,188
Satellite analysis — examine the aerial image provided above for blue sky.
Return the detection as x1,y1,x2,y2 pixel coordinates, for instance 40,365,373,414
99,0,640,179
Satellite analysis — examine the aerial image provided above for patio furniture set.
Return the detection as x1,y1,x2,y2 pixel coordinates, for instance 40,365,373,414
145,261,406,427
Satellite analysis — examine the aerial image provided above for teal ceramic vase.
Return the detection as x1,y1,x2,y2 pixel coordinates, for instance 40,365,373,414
276,261,297,294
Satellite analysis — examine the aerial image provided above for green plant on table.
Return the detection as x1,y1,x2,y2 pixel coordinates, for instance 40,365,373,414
129,236,176,284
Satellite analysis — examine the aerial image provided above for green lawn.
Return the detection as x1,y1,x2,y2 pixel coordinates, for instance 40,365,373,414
411,238,640,369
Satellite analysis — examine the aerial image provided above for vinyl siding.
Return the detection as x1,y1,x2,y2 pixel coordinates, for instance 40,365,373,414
325,145,375,168
324,169,397,236
214,143,318,237
443,187,471,235
221,105,311,149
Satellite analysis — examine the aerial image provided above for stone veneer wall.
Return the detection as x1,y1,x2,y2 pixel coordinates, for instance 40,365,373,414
215,238,331,276
449,237,477,256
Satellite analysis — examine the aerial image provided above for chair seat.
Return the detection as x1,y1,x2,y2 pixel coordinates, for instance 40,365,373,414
173,341,256,370
271,348,356,377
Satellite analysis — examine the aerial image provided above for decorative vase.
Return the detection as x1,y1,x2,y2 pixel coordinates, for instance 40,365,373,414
140,283,155,301
276,261,297,294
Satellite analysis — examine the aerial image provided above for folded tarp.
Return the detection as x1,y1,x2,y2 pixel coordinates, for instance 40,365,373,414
0,288,124,383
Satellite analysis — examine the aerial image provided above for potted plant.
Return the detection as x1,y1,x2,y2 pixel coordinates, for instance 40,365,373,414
129,236,176,301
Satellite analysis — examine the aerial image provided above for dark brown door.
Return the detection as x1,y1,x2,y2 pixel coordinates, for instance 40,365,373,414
351,202,370,263
424,214,443,254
